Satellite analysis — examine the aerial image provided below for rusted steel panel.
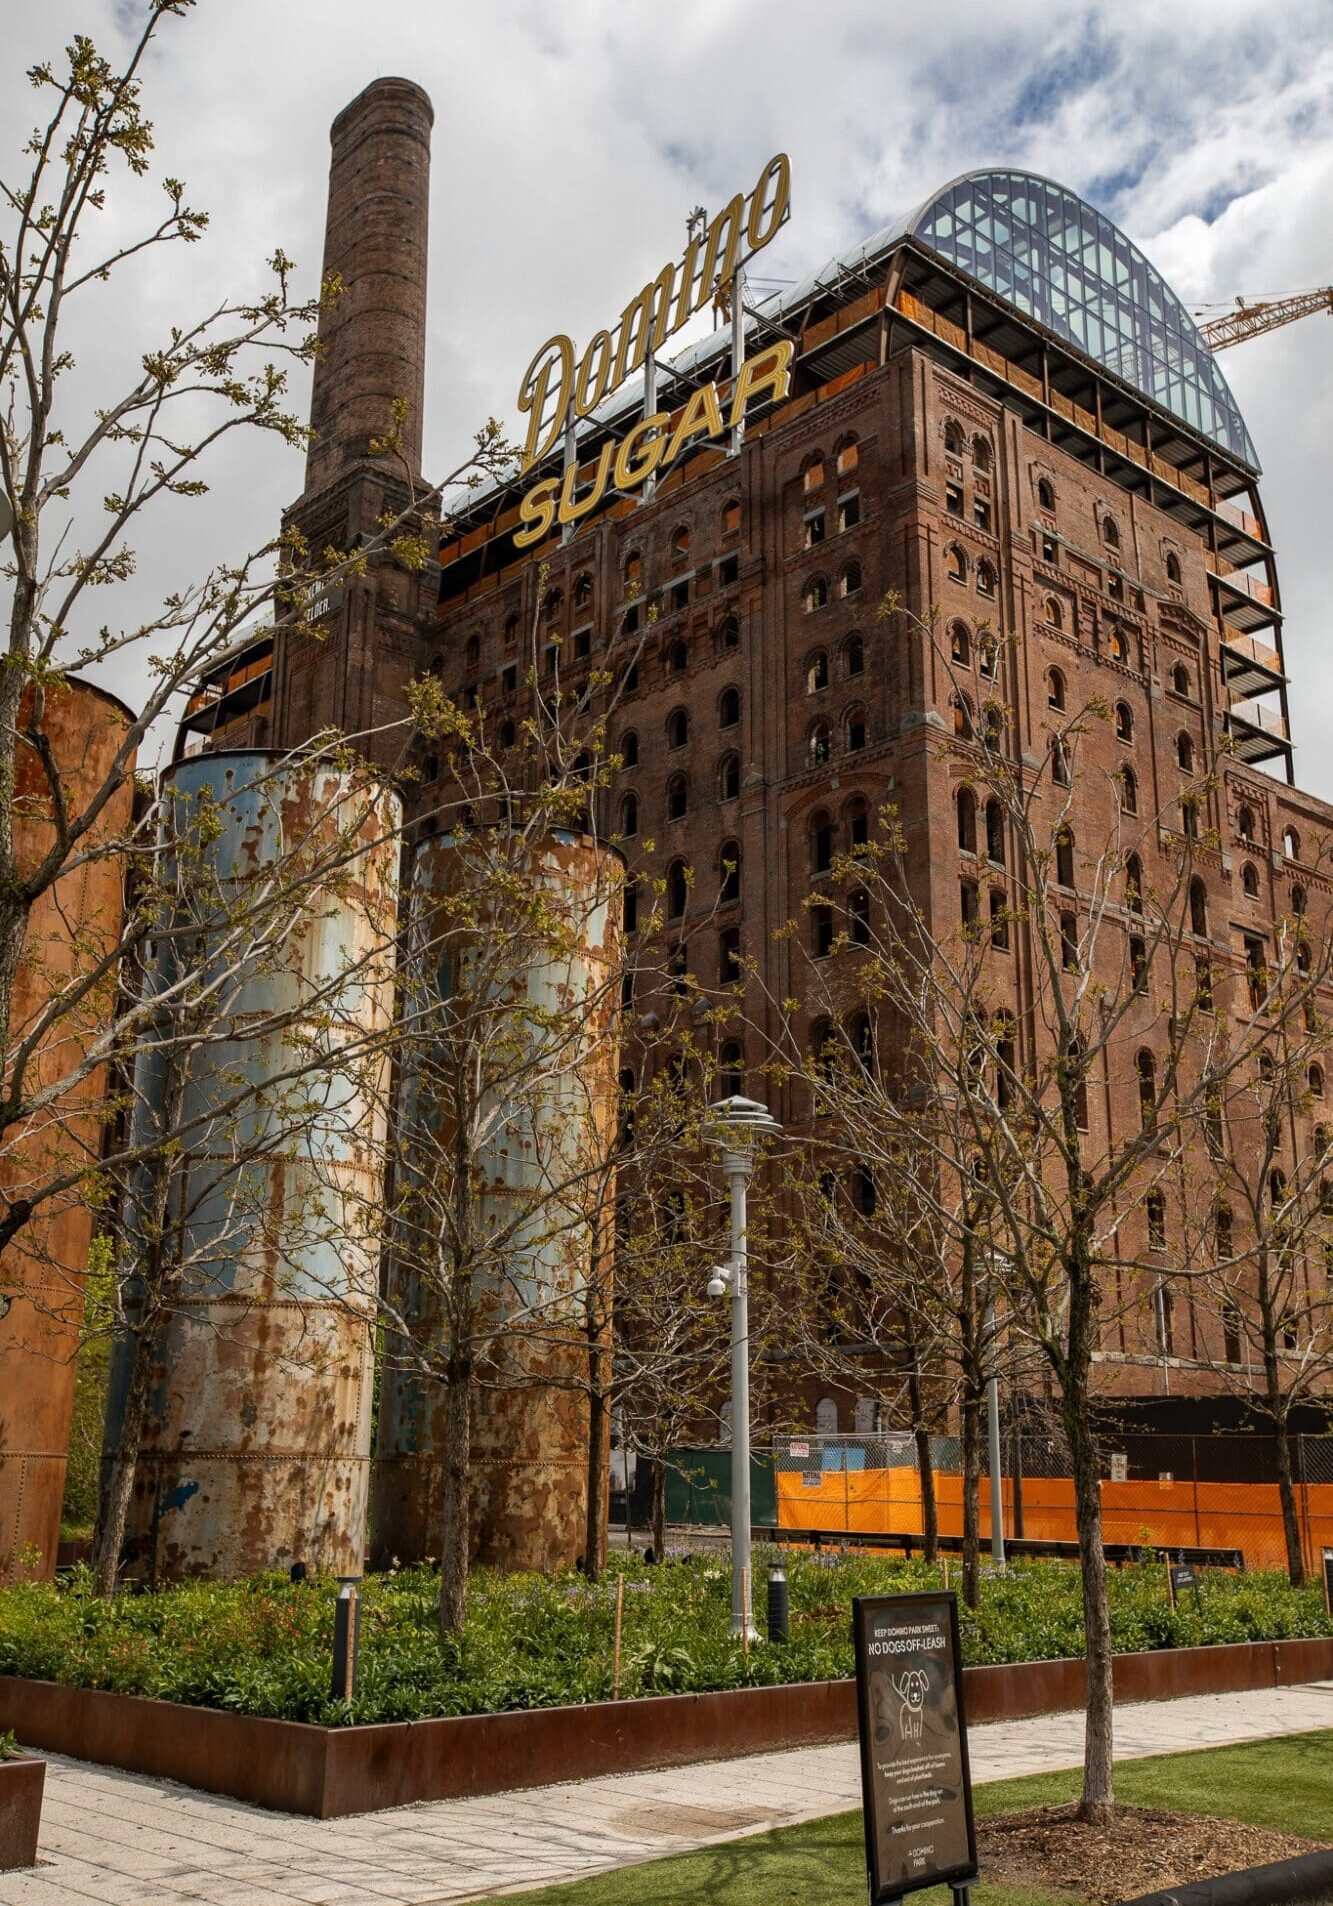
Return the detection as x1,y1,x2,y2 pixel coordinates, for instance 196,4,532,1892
372,829,620,1575
103,753,399,1581
0,679,134,1584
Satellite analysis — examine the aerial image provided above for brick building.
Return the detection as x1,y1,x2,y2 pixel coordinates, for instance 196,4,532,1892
183,83,1329,1435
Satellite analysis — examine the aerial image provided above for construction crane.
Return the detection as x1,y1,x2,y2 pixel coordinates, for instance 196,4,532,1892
1194,287,1333,352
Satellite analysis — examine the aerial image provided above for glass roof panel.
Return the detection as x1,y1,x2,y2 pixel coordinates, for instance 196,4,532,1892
912,170,1258,467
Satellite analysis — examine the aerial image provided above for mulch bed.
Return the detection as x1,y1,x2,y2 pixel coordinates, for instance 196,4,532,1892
978,1805,1326,1904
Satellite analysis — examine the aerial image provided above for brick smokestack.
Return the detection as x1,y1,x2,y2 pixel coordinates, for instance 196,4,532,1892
305,77,433,494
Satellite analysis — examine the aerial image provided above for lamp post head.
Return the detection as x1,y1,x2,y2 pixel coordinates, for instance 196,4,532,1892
706,1095,782,1150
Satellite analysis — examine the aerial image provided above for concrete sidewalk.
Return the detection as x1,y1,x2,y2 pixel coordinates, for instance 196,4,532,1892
2,1681,1331,1906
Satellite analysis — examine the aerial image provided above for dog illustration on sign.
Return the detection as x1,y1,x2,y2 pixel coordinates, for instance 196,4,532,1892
891,1667,929,1741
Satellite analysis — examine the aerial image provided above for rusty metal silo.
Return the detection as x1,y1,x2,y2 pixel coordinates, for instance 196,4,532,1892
371,828,620,1575
0,678,134,1585
102,752,399,1581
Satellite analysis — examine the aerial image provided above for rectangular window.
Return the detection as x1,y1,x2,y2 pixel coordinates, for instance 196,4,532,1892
718,553,739,586
573,627,591,661
1041,534,1058,565
671,580,689,611
973,499,992,532
838,492,861,533
960,879,979,929
946,482,964,517
804,510,826,548
1245,934,1268,1011
989,889,1009,950
502,664,517,694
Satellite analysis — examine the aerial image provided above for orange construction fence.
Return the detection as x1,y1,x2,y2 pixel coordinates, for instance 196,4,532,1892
776,1465,1333,1572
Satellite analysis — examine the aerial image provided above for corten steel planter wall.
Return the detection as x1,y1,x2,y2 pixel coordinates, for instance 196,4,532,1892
0,1758,46,1872
0,1636,1330,1821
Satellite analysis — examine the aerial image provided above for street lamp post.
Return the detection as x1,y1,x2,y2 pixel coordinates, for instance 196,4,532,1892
706,1094,781,1639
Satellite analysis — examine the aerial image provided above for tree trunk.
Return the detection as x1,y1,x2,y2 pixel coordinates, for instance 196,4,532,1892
914,1424,939,1565
583,1282,612,1582
960,1389,982,1608
437,1366,473,1638
650,1457,667,1561
1066,1392,1114,1823
1270,1406,1306,1587
92,1317,155,1599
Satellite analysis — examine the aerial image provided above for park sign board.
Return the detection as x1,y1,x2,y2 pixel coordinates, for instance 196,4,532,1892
853,1592,978,1902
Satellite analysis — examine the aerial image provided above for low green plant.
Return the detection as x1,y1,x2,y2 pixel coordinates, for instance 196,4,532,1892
0,1553,1327,1728
0,1730,19,1762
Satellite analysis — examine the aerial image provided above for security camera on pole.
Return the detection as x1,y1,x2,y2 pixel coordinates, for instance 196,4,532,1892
705,1094,781,1640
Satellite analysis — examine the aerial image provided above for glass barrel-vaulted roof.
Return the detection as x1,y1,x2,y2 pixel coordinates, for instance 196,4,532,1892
911,170,1259,469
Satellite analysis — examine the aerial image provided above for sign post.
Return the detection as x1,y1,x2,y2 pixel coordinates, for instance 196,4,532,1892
853,1592,978,1904
1322,1548,1333,1619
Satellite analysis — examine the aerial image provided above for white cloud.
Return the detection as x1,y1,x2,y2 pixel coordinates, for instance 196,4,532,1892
4,0,1329,788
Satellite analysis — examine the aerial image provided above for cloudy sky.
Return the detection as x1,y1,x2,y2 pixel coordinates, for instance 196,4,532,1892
5,1,1332,789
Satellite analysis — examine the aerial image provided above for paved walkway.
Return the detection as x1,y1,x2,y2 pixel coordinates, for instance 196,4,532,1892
3,1681,1331,1906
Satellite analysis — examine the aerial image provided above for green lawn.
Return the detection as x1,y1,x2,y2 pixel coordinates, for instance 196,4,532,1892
474,1730,1333,1906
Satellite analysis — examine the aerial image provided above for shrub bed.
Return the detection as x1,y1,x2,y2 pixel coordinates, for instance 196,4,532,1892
0,1553,1328,1729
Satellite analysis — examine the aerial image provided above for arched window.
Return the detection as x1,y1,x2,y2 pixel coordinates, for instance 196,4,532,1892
811,809,834,874
721,498,741,536
1238,804,1255,843
504,613,520,649
1115,701,1133,742
624,550,642,592
1045,595,1063,629
811,902,834,958
1103,515,1120,549
985,799,1005,866
666,772,688,821
1172,662,1191,698
953,693,974,741
844,632,865,676
719,752,741,801
979,635,997,680
806,650,829,694
619,792,638,837
944,419,965,456
622,881,638,936
845,705,867,752
670,523,690,561
1189,877,1208,937
802,453,825,492
1310,1063,1325,1099
1177,731,1195,773
720,1039,744,1096
1119,765,1138,814
719,926,741,985
464,632,480,670
1130,934,1147,991
946,544,967,583
1048,668,1066,710
950,621,971,665
1055,828,1075,889
1108,627,1127,662
1051,738,1070,787
1292,884,1307,918
1126,853,1144,913
719,686,740,729
803,575,829,612
835,436,859,477
839,560,862,598
976,560,996,598
1242,861,1260,899
666,859,688,919
719,840,741,905
667,707,688,749
972,435,992,472
848,796,870,853
957,786,977,854
1137,1049,1157,1130
1283,825,1301,860
815,1395,838,1433
1166,551,1182,585
1037,476,1056,511
850,888,870,945
573,571,593,609
718,614,740,650
808,721,831,766
668,637,689,674
544,587,563,627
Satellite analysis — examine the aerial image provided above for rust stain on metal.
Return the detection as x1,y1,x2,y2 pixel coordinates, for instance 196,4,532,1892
0,679,134,1584
105,753,399,1581
372,829,621,1575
